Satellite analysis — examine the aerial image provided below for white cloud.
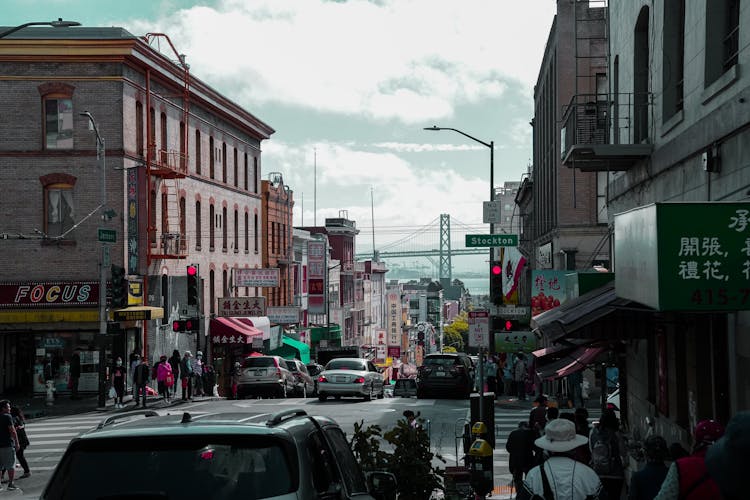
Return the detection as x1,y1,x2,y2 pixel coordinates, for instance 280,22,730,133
126,0,555,124
371,142,485,153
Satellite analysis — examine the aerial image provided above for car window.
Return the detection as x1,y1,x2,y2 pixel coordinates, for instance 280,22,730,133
326,359,365,371
307,365,320,376
423,356,460,367
242,357,276,368
43,436,297,500
285,360,298,372
306,430,337,495
367,362,378,372
299,364,309,375
324,426,369,495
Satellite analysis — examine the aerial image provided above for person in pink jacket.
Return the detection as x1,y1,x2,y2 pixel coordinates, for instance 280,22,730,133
156,355,173,403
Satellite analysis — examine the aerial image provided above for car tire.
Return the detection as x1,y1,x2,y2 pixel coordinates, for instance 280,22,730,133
301,384,307,398
365,384,373,401
318,393,327,402
276,384,287,399
417,389,426,399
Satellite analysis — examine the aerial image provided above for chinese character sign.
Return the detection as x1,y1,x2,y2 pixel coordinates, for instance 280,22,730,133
387,293,400,346
217,296,265,317
234,268,280,287
530,270,567,317
308,241,326,314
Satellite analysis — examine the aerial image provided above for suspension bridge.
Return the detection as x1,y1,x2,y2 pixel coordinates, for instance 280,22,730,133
355,214,508,283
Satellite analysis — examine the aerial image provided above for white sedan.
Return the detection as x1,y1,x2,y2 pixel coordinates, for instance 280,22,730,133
316,358,385,401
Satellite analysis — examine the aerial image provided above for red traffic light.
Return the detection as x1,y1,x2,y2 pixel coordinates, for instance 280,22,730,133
491,264,502,275
173,320,184,332
187,265,198,276
505,320,513,331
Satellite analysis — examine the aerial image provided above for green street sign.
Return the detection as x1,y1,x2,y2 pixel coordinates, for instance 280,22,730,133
98,228,116,243
465,234,518,247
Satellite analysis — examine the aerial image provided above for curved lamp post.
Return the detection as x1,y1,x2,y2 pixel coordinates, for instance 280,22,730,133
0,18,80,39
424,125,494,425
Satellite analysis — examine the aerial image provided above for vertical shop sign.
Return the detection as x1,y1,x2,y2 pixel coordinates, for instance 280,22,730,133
308,241,326,314
387,293,400,346
127,168,138,274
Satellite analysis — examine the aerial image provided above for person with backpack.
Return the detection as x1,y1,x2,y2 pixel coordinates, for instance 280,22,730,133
506,421,539,495
519,418,603,500
589,408,626,500
629,435,669,500
653,419,725,500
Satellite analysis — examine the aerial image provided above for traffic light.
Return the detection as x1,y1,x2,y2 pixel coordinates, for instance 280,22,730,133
185,317,200,332
490,260,503,306
187,264,199,306
110,265,127,308
172,320,186,333
502,319,519,332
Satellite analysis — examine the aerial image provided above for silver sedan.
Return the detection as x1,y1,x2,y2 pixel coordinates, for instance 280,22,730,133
316,358,385,401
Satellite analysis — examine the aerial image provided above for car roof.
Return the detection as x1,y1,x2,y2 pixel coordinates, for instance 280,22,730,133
76,409,336,441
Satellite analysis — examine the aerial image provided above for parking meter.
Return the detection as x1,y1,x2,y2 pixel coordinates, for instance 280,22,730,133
467,422,493,497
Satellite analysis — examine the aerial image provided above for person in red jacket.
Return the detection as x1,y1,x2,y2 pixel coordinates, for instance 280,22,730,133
653,419,725,500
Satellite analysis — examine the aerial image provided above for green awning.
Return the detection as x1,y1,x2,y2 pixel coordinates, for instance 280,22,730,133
268,335,311,364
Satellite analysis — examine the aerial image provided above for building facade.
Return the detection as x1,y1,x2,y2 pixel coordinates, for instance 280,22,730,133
261,172,294,308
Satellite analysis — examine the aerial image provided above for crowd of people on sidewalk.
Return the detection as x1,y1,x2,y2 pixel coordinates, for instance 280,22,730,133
504,394,748,500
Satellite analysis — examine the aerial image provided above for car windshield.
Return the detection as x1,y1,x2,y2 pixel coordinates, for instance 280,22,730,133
285,361,298,372
423,356,461,367
43,436,296,500
326,359,365,371
243,357,276,368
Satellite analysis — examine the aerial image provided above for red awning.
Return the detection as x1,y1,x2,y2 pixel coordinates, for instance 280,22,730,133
536,345,606,380
210,317,263,346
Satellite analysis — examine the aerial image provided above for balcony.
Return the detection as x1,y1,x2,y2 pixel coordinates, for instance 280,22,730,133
150,232,189,260
148,144,188,178
561,93,653,171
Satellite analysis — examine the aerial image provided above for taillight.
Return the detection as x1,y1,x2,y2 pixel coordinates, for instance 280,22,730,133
318,375,328,383
451,365,465,375
354,376,365,383
276,369,282,379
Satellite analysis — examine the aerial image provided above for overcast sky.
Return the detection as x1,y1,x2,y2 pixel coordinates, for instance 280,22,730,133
6,0,557,274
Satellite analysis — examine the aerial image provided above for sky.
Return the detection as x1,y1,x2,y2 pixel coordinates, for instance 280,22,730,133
5,0,558,275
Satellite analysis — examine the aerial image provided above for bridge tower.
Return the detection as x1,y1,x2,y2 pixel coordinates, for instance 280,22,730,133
439,213,452,284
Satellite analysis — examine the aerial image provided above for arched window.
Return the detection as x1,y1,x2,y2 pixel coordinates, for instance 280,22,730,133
40,173,76,238
209,270,216,314
38,83,75,150
195,201,202,249
234,209,239,252
195,130,202,175
222,206,228,251
244,212,249,252
209,204,215,250
179,196,186,251
254,213,259,253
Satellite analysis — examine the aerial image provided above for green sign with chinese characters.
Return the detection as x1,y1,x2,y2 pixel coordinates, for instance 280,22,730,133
465,234,518,247
615,202,750,311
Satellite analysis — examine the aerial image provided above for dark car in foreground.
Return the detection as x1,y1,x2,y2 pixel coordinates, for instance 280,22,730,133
41,409,396,500
416,352,475,399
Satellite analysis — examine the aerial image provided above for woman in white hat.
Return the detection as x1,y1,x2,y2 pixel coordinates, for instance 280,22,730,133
520,418,604,500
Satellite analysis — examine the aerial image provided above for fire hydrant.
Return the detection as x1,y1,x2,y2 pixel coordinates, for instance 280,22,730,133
45,380,55,406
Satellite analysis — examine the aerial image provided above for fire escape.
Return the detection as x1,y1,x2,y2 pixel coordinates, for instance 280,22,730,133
144,33,190,265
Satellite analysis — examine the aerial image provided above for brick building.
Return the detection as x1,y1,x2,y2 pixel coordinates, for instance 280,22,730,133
0,26,273,396
261,172,294,307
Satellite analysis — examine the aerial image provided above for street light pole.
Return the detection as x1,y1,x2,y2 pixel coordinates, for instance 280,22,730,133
81,111,108,408
0,18,80,39
424,125,494,425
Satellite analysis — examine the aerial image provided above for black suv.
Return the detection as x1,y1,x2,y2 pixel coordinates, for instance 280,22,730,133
416,352,475,399
41,409,396,500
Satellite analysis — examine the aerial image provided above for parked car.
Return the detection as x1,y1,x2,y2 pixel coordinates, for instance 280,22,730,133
237,355,295,398
284,358,315,397
40,408,397,500
416,352,475,399
306,362,325,396
317,357,385,401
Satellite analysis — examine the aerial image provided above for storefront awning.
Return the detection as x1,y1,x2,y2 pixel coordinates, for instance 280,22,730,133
233,316,270,340
535,345,606,380
268,335,311,364
530,282,637,342
210,317,263,345
111,306,164,321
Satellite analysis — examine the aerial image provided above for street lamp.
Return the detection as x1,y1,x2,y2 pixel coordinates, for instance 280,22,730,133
0,18,80,39
424,125,494,424
80,111,108,408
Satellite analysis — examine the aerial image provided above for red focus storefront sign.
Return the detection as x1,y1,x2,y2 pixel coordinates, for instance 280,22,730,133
0,282,99,308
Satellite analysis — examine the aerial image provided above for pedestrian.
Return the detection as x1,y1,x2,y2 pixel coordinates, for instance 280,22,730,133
575,407,591,437
519,418,603,500
506,421,538,495
514,353,528,400
629,435,669,500
403,410,420,429
568,370,583,408
653,419,725,500
180,351,193,401
111,357,127,408
546,406,560,424
230,362,241,400
130,353,141,387
69,349,81,400
529,395,548,434
589,408,626,500
193,351,205,396
503,362,513,397
706,411,750,500
0,400,19,491
132,357,150,408
156,355,173,402
168,349,181,398
203,362,216,396
485,356,497,396
10,406,30,479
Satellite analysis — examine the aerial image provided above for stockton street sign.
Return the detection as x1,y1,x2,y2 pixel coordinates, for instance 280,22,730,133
465,234,518,247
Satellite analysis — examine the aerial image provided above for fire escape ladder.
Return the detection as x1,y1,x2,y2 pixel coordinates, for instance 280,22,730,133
161,177,184,256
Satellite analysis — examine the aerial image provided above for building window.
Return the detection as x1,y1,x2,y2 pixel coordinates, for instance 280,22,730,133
633,6,650,144
209,203,215,250
662,0,685,121
149,108,156,155
161,192,168,238
705,0,740,85
40,174,76,238
43,97,73,149
222,206,228,251
195,201,202,249
149,189,156,245
223,270,228,297
244,212,249,252
160,112,168,165
233,148,238,187
253,157,259,193
244,153,248,190
209,270,215,314
135,101,144,156
209,136,215,179
222,142,227,183
179,196,186,250
195,130,202,175
254,213,259,252
179,122,186,170
234,209,239,252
